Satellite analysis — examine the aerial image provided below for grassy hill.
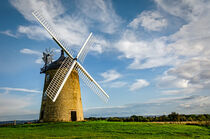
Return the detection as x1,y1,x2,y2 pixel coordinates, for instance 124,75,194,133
0,121,209,138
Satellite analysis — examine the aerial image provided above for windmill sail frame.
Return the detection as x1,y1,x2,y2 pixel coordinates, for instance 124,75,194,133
32,10,74,59
33,10,109,102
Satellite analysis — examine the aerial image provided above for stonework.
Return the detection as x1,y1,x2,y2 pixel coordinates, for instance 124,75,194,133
39,69,84,122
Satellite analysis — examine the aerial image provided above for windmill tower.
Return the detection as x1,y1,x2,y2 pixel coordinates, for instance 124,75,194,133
32,10,109,122
40,49,84,122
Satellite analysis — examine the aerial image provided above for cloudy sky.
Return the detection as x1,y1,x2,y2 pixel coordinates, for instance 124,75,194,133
0,0,210,121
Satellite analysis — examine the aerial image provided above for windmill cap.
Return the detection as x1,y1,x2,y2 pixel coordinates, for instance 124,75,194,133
41,49,66,73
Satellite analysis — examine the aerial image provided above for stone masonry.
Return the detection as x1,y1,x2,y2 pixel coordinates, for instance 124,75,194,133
39,69,84,122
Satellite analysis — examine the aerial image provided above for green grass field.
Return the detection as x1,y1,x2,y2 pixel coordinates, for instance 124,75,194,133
0,121,209,138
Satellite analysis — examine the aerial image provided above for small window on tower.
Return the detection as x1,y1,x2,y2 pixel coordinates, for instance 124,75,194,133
46,74,50,82
43,93,47,100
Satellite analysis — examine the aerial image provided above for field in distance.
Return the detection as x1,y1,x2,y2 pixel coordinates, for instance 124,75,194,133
0,121,209,138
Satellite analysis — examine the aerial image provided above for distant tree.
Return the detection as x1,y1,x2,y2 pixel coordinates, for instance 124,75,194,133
87,113,210,122
148,117,153,122
159,115,169,121
138,116,144,122
204,114,210,120
131,115,138,122
198,115,206,121
154,116,159,121
107,117,123,122
180,115,186,121
168,112,179,121
187,117,193,121
189,114,197,121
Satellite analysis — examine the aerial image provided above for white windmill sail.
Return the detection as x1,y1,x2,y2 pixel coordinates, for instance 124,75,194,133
32,10,74,59
74,62,109,102
45,57,75,102
33,10,109,103
76,32,95,63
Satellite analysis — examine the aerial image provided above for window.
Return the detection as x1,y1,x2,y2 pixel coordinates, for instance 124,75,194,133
43,93,47,100
46,74,50,82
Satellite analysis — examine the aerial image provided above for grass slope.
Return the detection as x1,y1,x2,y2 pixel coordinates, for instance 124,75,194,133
0,121,209,138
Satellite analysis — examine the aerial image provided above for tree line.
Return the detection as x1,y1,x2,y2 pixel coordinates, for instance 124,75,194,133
86,112,210,122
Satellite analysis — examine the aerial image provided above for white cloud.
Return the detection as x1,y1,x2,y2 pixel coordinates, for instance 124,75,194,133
100,69,127,89
129,11,167,31
152,1,210,96
161,90,181,95
10,0,65,21
10,0,118,54
18,25,50,40
53,15,89,47
155,0,208,21
108,81,127,88
77,0,122,34
157,75,189,89
0,93,31,115
100,69,122,83
0,92,40,117
130,79,149,91
0,87,41,116
0,30,19,38
90,35,110,54
161,88,196,95
115,30,177,69
10,0,88,49
20,48,42,56
115,0,210,100
20,48,43,64
0,87,41,94
158,58,210,95
168,58,210,83
116,0,210,70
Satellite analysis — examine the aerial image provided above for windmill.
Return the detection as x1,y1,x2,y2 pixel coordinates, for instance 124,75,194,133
32,10,109,122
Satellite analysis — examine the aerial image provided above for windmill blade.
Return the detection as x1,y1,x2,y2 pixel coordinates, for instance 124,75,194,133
76,32,94,63
74,62,109,102
32,10,74,59
45,57,77,102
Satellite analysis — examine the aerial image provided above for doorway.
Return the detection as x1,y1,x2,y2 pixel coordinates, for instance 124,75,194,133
40,111,44,120
71,111,77,121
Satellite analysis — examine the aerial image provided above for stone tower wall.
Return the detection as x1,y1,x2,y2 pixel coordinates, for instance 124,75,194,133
39,69,84,122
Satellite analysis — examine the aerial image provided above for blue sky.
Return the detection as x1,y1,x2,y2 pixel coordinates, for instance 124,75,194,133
0,0,210,121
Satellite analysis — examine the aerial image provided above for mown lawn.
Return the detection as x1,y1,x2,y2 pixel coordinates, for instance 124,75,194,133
0,121,209,138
